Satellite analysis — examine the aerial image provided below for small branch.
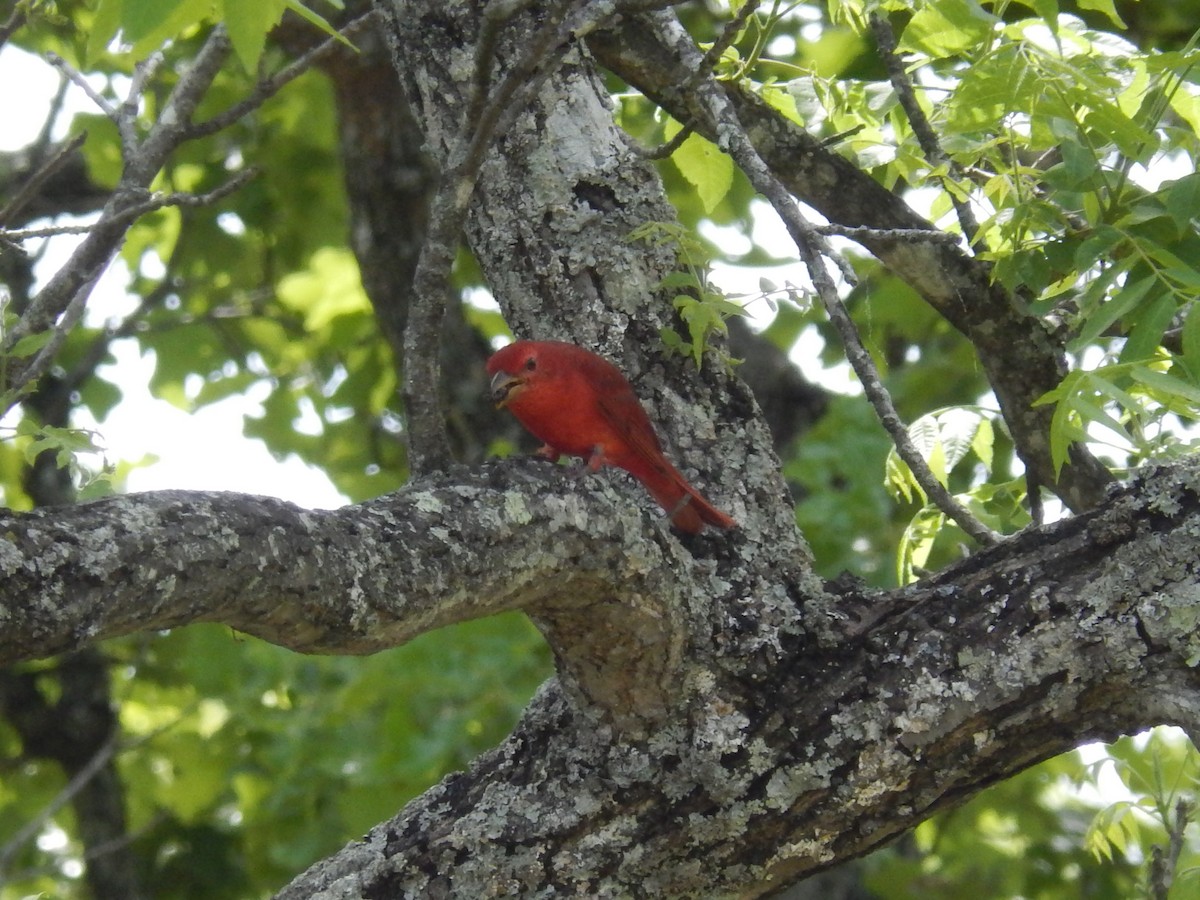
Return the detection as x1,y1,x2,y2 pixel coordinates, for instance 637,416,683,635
45,51,119,120
1149,798,1192,900
0,168,257,244
116,52,165,159
0,732,119,879
637,121,694,159
813,223,964,245
825,292,999,545
185,9,383,141
869,13,987,251
650,10,999,546
1,268,100,421
696,0,761,78
0,132,88,227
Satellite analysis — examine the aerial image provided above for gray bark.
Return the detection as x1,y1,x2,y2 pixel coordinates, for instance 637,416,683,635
4,458,1199,896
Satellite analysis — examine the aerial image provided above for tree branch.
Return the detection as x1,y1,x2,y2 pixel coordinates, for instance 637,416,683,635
868,13,986,250
275,459,1200,897
184,9,384,141
2,28,232,365
1,12,378,412
0,132,88,228
0,463,710,730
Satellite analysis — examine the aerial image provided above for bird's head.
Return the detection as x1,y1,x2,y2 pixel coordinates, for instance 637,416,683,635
486,340,544,410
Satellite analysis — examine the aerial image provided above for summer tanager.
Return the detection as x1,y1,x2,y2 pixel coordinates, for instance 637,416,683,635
487,340,736,534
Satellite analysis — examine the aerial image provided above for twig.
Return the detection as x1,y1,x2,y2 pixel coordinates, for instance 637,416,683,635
0,732,119,879
869,13,988,252
637,121,695,159
186,8,383,141
0,169,258,245
2,268,100,421
650,10,1000,546
117,52,165,159
0,132,88,227
45,51,119,120
32,70,72,162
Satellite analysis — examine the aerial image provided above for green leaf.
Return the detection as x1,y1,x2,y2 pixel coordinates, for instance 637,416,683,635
86,0,125,64
119,0,183,43
1129,367,1200,408
1118,292,1176,363
1182,302,1200,382
1069,273,1157,352
666,120,734,215
885,408,992,498
1162,174,1200,232
282,0,358,51
898,0,999,59
5,328,55,360
897,505,946,585
119,0,214,58
1076,0,1125,29
220,0,287,72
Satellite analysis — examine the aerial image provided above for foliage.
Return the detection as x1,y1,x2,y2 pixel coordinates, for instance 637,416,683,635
2,0,1200,897
628,221,749,365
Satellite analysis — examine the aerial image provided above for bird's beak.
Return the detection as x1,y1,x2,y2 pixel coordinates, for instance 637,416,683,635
490,370,525,409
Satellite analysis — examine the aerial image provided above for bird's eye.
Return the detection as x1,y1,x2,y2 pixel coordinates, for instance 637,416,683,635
524,357,537,371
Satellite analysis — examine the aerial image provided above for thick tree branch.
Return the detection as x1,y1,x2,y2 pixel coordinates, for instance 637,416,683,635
276,460,1200,897
0,463,719,730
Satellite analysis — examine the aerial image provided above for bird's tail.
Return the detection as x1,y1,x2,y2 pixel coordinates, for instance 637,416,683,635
638,461,736,534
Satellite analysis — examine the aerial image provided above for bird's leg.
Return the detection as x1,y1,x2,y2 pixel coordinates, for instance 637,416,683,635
585,446,607,472
534,444,562,463
565,445,608,478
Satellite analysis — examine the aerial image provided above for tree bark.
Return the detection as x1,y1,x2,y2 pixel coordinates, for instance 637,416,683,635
4,459,1198,896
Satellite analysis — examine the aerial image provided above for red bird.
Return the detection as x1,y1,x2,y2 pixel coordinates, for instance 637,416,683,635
487,340,736,534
